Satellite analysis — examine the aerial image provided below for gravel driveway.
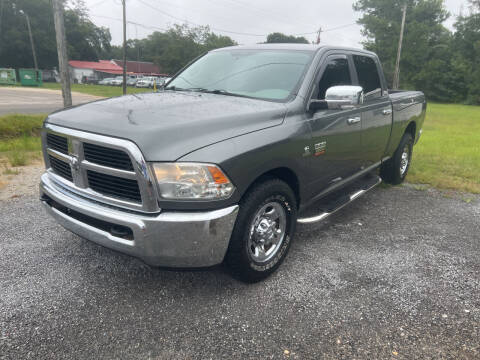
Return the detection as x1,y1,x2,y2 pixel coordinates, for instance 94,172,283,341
0,186,479,359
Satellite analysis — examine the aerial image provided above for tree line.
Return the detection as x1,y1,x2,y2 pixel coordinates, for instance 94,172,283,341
0,0,479,104
354,0,480,104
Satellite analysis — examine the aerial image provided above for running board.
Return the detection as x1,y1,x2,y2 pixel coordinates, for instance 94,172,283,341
297,175,382,224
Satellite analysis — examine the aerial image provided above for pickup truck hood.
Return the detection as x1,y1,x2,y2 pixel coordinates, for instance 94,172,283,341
46,91,287,161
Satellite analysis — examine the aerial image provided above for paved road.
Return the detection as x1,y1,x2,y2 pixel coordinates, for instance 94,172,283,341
0,186,479,359
0,87,102,115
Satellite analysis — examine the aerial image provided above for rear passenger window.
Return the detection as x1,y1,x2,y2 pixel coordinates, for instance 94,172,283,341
353,55,382,96
317,58,352,100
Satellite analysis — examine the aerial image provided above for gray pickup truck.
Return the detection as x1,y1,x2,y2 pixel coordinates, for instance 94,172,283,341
40,44,426,282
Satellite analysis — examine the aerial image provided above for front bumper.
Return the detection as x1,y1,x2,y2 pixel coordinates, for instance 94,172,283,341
40,173,239,267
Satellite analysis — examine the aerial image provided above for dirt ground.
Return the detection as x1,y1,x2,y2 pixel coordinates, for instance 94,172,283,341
0,163,44,201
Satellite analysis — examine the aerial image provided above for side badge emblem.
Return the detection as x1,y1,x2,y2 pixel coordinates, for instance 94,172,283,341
314,141,327,156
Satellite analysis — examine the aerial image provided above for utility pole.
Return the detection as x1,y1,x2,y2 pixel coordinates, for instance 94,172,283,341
122,0,127,95
393,4,407,90
0,0,5,41
316,26,322,44
20,11,38,70
52,0,72,107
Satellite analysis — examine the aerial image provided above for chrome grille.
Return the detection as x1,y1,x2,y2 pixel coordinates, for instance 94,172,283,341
42,124,159,213
48,155,72,181
83,142,134,171
87,170,141,202
46,133,68,154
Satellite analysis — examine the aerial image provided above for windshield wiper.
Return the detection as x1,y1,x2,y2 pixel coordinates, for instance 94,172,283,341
199,89,247,98
164,86,209,92
165,87,247,98
164,86,190,91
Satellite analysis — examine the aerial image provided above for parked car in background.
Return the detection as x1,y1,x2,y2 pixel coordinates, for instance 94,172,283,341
126,76,138,86
98,77,114,85
136,76,154,88
81,75,98,85
111,76,124,86
40,44,426,282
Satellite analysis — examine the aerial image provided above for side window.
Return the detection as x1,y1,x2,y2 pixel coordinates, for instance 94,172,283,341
353,55,382,96
317,58,352,100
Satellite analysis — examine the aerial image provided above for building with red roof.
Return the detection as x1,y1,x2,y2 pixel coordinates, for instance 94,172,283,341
111,60,165,76
69,59,166,84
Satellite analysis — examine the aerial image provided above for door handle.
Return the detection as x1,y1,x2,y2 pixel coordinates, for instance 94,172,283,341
382,109,392,116
347,117,361,125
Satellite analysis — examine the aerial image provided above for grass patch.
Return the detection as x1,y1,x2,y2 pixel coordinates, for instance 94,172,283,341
3,167,20,175
0,114,44,167
0,113,46,139
7,152,27,166
41,82,152,98
0,103,479,193
1,82,152,98
407,103,480,193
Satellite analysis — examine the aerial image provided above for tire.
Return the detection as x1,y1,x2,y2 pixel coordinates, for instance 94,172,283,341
380,132,414,185
225,178,297,283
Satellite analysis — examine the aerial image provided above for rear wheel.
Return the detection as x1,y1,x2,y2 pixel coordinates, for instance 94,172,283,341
225,179,297,283
380,132,414,185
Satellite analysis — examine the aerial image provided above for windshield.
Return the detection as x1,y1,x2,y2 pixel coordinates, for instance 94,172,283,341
167,49,314,101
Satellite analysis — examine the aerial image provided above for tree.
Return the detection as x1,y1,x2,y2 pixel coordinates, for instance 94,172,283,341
453,8,480,104
113,24,236,75
0,0,112,69
353,0,449,91
266,32,309,44
64,4,111,61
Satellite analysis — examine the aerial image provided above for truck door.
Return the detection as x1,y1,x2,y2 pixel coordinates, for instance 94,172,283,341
352,54,393,167
306,54,364,188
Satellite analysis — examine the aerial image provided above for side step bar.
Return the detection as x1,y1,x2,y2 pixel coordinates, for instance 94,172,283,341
297,175,382,224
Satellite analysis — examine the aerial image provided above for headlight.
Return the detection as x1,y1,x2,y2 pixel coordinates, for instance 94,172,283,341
152,162,235,200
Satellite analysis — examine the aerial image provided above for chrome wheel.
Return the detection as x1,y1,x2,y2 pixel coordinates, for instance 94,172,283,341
247,202,287,263
399,144,410,176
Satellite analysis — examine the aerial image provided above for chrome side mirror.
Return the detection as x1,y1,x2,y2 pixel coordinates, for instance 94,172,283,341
309,85,364,111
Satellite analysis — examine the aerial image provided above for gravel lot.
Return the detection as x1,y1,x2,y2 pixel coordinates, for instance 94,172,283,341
0,186,479,359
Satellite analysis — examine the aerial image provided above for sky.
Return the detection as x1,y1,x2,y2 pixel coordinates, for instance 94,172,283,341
84,0,467,47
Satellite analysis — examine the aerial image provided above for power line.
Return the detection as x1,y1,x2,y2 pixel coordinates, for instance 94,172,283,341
92,2,357,41
136,0,267,37
136,0,357,39
91,14,167,32
90,0,109,8
207,0,312,31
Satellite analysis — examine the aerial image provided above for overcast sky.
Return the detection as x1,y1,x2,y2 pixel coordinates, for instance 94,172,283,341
85,0,467,47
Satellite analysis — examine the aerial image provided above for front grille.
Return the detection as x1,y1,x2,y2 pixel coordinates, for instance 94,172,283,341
46,133,68,154
43,126,159,212
87,170,141,203
49,155,73,181
83,142,134,171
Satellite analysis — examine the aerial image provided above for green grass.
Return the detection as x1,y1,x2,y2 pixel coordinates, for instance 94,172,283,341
0,104,479,193
2,167,20,175
0,114,45,167
0,113,45,139
40,82,151,98
407,103,480,193
1,82,153,98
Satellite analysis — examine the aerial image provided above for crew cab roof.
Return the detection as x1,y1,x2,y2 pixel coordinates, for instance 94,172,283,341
212,43,377,57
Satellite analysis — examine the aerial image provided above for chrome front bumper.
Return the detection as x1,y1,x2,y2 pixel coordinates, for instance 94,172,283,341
40,173,239,267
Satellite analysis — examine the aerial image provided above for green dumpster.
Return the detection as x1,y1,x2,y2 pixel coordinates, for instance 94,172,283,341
0,68,17,85
19,68,42,86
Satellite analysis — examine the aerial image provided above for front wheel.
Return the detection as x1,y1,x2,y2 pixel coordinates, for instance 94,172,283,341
380,132,414,185
225,179,297,283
